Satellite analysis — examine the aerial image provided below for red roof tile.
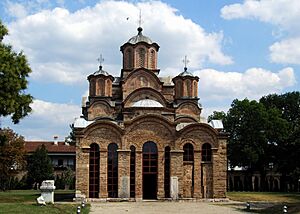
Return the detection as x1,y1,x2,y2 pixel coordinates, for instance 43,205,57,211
25,141,75,153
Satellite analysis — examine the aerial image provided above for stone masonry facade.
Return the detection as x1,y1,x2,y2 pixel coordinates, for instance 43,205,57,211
74,27,227,200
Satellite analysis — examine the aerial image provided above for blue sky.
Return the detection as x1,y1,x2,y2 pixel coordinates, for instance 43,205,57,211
1,0,299,140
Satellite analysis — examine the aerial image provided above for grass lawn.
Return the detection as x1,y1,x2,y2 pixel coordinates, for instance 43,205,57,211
226,192,300,213
0,190,90,214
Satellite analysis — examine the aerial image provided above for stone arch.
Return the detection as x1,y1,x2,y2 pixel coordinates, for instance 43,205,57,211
84,121,123,150
123,87,168,108
123,69,162,97
124,114,175,150
177,123,219,149
175,116,198,124
87,100,114,120
176,101,201,116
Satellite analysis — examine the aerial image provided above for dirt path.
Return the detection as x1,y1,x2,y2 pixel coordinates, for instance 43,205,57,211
90,201,245,214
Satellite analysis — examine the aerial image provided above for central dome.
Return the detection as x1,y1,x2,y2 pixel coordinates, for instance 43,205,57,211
127,27,153,44
132,99,163,107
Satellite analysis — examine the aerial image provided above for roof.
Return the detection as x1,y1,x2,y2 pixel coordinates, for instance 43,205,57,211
128,27,153,45
74,117,94,128
178,68,194,77
209,120,224,129
132,99,163,107
25,141,75,153
93,66,110,76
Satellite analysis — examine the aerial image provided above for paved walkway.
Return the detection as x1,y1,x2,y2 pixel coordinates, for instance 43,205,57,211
90,201,245,214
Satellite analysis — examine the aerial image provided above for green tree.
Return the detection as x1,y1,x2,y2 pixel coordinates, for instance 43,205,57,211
224,98,289,190
0,128,26,190
207,111,226,123
0,20,32,124
27,144,54,188
260,92,300,191
66,124,76,146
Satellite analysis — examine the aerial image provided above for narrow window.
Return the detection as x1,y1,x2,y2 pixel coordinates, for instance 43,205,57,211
89,143,100,198
150,49,155,69
127,49,133,68
164,146,171,198
183,143,194,162
99,79,105,96
130,146,136,198
108,143,118,198
138,48,146,67
202,143,212,162
186,79,192,97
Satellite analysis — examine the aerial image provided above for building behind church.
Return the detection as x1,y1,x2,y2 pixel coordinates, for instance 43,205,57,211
74,27,227,200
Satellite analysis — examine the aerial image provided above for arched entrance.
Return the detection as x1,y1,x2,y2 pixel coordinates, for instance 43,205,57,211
143,141,158,199
89,143,100,198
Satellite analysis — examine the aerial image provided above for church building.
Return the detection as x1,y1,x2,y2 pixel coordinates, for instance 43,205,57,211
74,27,227,200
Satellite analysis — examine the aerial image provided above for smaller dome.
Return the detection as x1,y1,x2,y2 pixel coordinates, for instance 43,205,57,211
178,67,194,77
132,99,163,107
93,66,110,76
128,27,153,44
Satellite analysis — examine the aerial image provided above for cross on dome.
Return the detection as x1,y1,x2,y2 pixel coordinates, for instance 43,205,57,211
182,55,190,71
97,54,104,70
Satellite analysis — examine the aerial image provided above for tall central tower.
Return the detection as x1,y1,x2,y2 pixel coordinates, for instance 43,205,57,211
120,27,160,78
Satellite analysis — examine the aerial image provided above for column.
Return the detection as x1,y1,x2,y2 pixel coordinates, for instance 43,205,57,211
135,150,143,200
170,150,183,199
117,149,131,198
157,150,164,199
99,150,108,198
193,150,202,198
75,142,89,199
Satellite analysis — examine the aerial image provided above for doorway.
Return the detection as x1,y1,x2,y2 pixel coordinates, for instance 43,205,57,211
142,142,158,199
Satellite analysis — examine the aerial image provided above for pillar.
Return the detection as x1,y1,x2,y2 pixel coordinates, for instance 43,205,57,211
118,150,131,198
170,150,183,199
99,150,108,198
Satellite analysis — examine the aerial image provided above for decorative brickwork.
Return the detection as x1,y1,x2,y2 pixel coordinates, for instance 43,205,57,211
75,27,227,200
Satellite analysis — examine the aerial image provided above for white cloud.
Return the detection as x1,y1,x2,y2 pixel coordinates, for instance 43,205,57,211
4,1,232,84
5,1,28,18
269,37,300,64
3,99,81,140
221,0,300,64
195,67,296,101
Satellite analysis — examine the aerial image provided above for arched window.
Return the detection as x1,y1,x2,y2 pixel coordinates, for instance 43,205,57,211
126,49,133,68
176,79,183,98
89,79,96,96
130,145,136,198
142,142,158,199
164,146,170,198
107,143,118,198
89,143,100,198
202,143,212,162
186,79,192,97
193,81,198,97
138,48,146,67
98,79,105,96
183,143,194,162
150,49,155,69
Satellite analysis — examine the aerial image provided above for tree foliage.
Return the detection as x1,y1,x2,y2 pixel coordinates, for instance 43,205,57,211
0,20,32,124
27,144,54,188
207,111,226,123
0,128,26,190
210,92,299,190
